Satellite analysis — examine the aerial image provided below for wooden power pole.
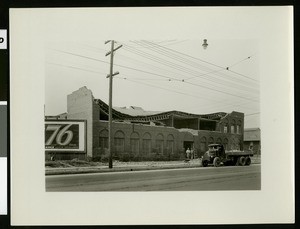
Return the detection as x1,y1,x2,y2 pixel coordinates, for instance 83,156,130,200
105,40,122,168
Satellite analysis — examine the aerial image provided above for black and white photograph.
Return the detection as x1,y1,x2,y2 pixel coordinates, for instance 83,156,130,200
10,7,294,225
44,39,261,191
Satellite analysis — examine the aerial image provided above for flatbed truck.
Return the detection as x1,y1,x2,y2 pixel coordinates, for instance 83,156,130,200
201,144,254,167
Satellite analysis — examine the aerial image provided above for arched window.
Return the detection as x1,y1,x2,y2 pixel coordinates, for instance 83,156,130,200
114,130,125,153
99,129,108,150
216,138,222,144
166,134,174,154
223,119,229,133
156,133,164,154
200,136,207,153
237,120,242,134
184,132,194,142
130,132,140,154
223,138,228,150
142,132,152,154
231,119,236,134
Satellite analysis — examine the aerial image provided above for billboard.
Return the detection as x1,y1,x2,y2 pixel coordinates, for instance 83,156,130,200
45,120,86,152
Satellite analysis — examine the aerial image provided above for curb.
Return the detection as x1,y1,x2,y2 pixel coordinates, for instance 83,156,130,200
45,161,261,176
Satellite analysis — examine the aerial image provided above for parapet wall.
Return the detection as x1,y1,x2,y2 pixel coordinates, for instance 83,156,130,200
67,86,94,157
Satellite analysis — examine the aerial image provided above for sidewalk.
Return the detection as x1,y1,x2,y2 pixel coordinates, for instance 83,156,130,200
45,156,261,176
45,159,202,176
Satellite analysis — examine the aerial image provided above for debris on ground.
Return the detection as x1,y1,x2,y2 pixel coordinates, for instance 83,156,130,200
45,159,202,168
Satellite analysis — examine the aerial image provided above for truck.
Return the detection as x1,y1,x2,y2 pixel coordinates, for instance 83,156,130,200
201,144,254,167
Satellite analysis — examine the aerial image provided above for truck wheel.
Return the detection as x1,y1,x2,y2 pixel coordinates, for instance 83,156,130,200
245,157,251,166
237,156,246,166
202,160,208,167
213,157,221,167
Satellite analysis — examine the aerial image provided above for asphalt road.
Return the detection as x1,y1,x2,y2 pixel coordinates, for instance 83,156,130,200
46,164,261,191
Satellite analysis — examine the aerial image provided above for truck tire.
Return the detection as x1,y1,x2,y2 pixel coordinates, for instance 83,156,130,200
202,160,208,167
245,157,251,166
213,157,221,167
237,156,246,166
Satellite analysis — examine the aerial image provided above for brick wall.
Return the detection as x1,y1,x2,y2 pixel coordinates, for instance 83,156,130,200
64,87,245,161
92,120,244,160
93,121,184,160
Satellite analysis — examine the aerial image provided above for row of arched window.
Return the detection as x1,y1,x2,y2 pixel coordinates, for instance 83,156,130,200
98,129,242,154
99,129,175,154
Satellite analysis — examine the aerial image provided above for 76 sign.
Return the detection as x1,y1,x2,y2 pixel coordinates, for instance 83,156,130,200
45,124,75,146
45,120,85,152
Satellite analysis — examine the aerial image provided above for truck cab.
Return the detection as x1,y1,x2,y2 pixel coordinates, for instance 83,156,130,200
207,144,225,157
202,144,225,167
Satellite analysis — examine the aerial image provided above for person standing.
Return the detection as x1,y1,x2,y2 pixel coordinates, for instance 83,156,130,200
190,148,194,159
186,148,191,159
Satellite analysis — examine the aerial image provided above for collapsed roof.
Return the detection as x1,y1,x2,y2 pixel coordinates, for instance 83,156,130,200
94,98,227,123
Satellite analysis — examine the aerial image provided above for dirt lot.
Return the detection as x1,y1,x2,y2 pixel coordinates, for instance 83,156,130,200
46,158,202,168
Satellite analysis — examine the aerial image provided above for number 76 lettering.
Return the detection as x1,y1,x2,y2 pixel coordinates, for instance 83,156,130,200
45,124,73,146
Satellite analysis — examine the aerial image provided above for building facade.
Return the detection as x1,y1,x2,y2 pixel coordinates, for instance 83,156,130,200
46,87,245,161
243,128,261,155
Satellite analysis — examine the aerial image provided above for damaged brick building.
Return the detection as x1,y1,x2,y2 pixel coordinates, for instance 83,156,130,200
46,87,244,161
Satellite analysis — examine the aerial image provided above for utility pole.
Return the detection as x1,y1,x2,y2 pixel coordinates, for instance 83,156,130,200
105,40,122,168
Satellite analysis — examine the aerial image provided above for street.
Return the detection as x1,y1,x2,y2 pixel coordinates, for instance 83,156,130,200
46,164,260,191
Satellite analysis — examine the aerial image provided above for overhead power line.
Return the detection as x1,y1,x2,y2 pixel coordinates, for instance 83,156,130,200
118,78,213,102
136,40,259,83
245,112,260,116
51,48,109,64
124,42,222,81
228,56,253,69
46,60,221,104
134,40,217,73
47,60,259,112
120,77,259,113
123,41,259,92
200,100,259,112
121,44,259,95
50,48,259,102
56,43,259,95
116,77,170,81
46,62,107,75
184,81,259,103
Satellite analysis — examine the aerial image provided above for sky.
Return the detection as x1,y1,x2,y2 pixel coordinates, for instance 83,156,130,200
45,38,260,128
